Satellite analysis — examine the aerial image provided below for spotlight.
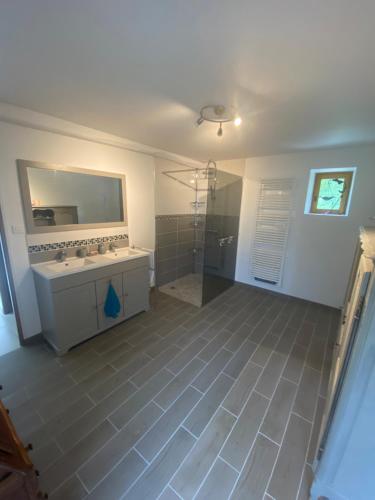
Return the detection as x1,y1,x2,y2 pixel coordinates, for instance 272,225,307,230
196,105,241,136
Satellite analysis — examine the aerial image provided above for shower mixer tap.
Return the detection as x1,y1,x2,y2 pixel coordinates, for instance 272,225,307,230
218,236,234,247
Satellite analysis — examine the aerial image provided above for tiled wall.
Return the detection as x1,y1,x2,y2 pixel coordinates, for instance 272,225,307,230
28,233,129,253
28,233,129,264
155,215,205,286
155,214,240,287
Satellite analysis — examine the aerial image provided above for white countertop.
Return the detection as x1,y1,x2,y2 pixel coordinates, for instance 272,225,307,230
31,247,150,279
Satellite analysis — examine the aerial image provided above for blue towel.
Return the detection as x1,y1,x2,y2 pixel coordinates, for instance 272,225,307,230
104,283,121,318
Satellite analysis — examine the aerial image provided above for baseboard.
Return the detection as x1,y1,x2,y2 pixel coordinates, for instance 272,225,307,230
21,333,43,346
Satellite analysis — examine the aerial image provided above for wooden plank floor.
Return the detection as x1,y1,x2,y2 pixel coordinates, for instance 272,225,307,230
0,284,339,499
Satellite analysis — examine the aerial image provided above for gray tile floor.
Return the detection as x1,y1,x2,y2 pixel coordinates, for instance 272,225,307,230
0,284,339,500
0,309,19,356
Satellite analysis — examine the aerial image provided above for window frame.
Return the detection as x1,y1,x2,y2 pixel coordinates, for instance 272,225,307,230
310,171,354,215
304,167,356,217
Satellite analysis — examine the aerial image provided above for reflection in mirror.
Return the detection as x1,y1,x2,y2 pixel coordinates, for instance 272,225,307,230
17,161,127,233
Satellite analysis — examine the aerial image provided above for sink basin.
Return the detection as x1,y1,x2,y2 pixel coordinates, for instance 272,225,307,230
32,248,148,279
46,258,96,273
104,248,139,260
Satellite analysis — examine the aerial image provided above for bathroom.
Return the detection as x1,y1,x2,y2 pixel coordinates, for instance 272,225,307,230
0,3,375,500
1,110,374,499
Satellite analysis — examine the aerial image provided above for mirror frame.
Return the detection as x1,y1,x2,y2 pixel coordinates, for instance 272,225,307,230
17,159,128,234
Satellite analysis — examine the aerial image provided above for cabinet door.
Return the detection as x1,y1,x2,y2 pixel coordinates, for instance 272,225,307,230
96,273,123,305
98,301,124,330
123,267,149,319
54,282,98,348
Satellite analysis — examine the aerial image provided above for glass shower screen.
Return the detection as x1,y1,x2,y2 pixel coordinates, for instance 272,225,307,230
201,169,243,305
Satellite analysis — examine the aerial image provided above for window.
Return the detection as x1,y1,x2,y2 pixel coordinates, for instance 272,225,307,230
305,168,356,216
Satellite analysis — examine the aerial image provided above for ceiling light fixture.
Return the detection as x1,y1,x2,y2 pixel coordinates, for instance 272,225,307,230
196,105,241,137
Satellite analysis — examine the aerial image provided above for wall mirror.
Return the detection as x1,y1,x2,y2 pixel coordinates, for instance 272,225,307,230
17,160,127,233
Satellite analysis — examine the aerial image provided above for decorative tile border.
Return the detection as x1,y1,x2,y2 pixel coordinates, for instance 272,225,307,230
28,233,129,253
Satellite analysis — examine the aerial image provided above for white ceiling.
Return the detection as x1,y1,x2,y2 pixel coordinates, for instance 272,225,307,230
1,0,375,161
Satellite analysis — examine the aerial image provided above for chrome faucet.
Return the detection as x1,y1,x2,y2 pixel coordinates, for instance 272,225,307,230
109,242,118,251
56,250,67,262
98,243,106,254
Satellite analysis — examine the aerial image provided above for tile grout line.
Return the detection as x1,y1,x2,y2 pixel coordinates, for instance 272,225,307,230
3,287,333,500
46,472,87,498
219,405,238,420
172,404,239,499
63,375,178,492
295,406,318,500
253,388,271,400
226,312,305,499
105,368,177,426
300,316,333,488
155,356,210,411
75,472,90,494
168,484,185,500
77,411,155,494
258,431,281,448
132,445,150,465
134,383,206,459
180,424,199,440
123,377,212,493
151,399,166,412
54,417,122,493
218,455,241,474
28,392,103,452
292,411,314,425
263,307,315,500
119,405,201,499
212,341,284,498
191,442,242,500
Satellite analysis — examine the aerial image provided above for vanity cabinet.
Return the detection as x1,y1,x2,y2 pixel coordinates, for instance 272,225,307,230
33,255,149,354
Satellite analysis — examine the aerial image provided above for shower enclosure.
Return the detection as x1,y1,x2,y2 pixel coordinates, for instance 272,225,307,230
155,160,242,307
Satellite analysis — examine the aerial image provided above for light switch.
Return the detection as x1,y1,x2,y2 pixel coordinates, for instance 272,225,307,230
11,225,25,234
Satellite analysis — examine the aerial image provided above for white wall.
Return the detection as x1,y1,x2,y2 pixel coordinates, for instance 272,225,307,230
0,119,156,338
216,159,246,177
236,145,375,308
